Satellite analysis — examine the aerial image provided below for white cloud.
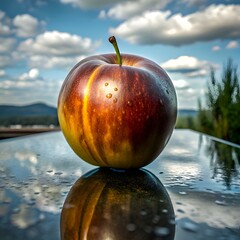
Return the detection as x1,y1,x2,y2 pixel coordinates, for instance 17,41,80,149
13,14,40,37
29,68,40,79
171,79,199,109
0,73,62,106
212,45,221,51
173,79,190,90
99,0,169,20
110,4,240,46
226,40,238,49
161,56,214,78
162,56,206,71
0,79,43,89
19,68,40,81
185,69,208,78
0,37,16,53
0,68,44,91
17,31,100,69
0,11,12,35
0,55,12,68
0,23,11,35
0,69,5,77
28,55,85,69
18,31,100,56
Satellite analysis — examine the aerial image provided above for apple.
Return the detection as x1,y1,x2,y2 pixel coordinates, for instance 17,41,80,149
58,36,177,168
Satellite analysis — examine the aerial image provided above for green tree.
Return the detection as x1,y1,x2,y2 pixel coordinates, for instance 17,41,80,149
198,59,240,144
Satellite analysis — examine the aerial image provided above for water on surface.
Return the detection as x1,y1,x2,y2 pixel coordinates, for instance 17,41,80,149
0,129,239,239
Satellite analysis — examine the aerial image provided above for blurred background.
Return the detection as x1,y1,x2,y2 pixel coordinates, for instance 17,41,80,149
0,0,240,144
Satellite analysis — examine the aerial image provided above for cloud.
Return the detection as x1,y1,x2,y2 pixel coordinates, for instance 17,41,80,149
1,11,44,37
0,78,43,89
28,55,85,69
0,72,62,106
0,11,12,36
226,40,238,49
18,31,100,56
0,80,43,89
0,37,21,68
0,37,16,53
0,70,5,77
19,68,40,81
18,31,100,69
0,68,43,90
99,0,169,20
28,68,40,79
212,45,221,51
13,14,41,37
110,4,240,46
161,56,213,77
0,55,12,68
172,79,190,90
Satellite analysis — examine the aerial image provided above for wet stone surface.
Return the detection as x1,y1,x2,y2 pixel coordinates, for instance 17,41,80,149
0,129,239,239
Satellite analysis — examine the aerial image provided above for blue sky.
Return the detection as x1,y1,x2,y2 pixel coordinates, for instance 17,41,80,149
0,0,239,109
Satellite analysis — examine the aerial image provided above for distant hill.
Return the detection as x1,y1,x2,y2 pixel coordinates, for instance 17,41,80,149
0,102,197,127
0,103,198,118
0,103,58,126
0,103,57,117
178,109,198,117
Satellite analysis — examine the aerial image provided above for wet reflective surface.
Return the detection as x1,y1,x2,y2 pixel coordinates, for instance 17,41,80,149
0,129,239,239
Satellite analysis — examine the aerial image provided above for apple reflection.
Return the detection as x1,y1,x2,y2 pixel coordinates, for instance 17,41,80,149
61,168,175,240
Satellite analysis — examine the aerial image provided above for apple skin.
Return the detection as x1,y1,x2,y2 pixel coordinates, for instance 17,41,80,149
58,53,177,168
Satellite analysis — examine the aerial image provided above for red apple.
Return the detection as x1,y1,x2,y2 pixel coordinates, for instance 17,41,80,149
58,36,177,168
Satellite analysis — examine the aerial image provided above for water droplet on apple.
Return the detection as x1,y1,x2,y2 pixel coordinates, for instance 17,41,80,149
140,209,147,215
179,191,187,195
114,87,118,91
152,215,160,223
127,101,132,107
181,221,199,232
154,227,170,237
113,98,118,103
215,200,227,206
106,93,112,99
126,223,136,232
105,82,109,86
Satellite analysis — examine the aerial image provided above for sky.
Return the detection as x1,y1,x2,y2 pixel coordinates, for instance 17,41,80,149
0,0,240,110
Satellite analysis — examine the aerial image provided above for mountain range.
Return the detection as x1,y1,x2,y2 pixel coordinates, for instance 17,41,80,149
0,103,58,126
0,103,57,117
0,102,198,118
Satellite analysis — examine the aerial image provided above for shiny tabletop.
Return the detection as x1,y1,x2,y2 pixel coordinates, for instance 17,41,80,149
0,129,239,240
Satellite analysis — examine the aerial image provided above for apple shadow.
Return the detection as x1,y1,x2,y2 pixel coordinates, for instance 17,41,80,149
60,168,175,240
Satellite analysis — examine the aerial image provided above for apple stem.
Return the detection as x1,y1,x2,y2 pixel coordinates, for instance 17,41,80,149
109,36,122,66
